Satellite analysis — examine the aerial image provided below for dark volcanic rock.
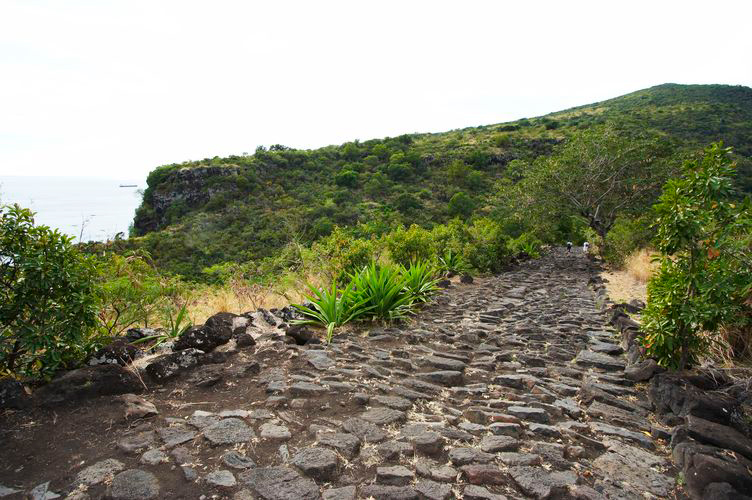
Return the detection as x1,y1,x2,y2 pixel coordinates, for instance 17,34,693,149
0,378,29,409
87,338,140,366
240,466,320,500
686,415,752,460
145,348,204,382
508,466,577,499
624,358,661,382
291,447,339,481
174,312,237,352
36,364,143,405
109,469,160,499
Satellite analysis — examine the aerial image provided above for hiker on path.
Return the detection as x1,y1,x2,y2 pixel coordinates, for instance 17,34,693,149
583,241,590,254
566,241,572,253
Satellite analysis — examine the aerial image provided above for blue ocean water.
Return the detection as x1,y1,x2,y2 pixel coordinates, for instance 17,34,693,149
0,176,144,242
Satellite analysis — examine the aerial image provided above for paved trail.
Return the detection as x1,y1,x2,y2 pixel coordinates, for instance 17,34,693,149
0,249,677,499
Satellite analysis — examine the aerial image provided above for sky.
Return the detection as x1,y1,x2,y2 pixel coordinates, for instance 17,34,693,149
1,0,751,180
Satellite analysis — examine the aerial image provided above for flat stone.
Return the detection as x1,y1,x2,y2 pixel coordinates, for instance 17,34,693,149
110,469,160,499
0,485,21,497
140,449,168,465
323,485,356,500
589,341,624,355
415,479,452,500
206,470,236,489
497,453,542,466
361,407,406,425
377,465,414,486
75,459,125,486
158,424,197,447
411,431,445,456
121,394,158,420
461,464,505,485
223,451,256,470
417,370,463,386
489,423,522,438
28,482,60,500
593,445,673,497
507,406,549,423
291,447,339,481
260,423,292,440
424,355,467,371
463,484,508,500
359,485,419,500
188,410,219,429
219,409,250,418
430,465,458,482
117,431,157,454
342,417,388,443
373,395,413,411
493,374,537,390
479,435,518,453
590,422,655,449
624,359,661,382
239,466,319,500
289,382,326,397
204,418,254,445
316,432,361,458
448,447,495,465
574,351,625,371
508,466,577,499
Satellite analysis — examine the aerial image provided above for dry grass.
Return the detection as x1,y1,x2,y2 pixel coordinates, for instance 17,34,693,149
601,248,657,304
184,273,324,325
624,248,658,284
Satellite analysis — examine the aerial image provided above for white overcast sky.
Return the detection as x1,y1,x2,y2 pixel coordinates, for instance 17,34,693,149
1,1,751,180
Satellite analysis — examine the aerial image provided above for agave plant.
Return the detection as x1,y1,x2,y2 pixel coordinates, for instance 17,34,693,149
400,260,440,303
350,261,414,321
293,281,372,342
438,249,469,275
131,303,192,350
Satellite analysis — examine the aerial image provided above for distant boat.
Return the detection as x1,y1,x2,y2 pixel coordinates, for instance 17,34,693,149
119,184,138,188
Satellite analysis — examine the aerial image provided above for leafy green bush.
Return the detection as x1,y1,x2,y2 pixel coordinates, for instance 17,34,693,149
313,227,376,283
641,143,752,369
97,251,185,336
437,249,469,275
601,216,653,267
385,224,433,267
508,232,543,258
463,218,511,272
1,205,99,379
448,192,474,218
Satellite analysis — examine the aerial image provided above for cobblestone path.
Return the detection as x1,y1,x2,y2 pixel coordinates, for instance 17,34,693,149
1,249,678,499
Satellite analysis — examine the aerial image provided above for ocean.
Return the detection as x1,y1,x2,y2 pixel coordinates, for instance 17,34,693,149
0,176,144,242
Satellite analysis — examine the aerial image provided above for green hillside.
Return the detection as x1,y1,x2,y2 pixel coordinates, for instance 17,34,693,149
129,83,752,279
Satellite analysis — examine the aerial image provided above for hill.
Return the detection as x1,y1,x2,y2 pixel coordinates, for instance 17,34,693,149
129,83,752,279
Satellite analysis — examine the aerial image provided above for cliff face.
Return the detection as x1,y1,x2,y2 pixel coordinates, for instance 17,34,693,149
134,165,241,234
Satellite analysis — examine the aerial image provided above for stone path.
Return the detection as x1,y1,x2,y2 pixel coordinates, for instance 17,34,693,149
0,249,679,499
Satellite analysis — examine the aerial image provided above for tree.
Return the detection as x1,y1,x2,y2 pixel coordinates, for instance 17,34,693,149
641,143,752,370
0,205,99,378
512,125,674,241
448,192,474,218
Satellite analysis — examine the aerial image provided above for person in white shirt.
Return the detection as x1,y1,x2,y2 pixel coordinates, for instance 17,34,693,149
583,241,590,254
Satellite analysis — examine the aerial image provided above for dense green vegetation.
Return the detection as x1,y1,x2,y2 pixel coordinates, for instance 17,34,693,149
641,144,752,369
3,83,752,381
124,84,752,282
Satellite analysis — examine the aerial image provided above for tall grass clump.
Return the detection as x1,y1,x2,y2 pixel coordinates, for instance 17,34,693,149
351,261,415,321
293,282,372,342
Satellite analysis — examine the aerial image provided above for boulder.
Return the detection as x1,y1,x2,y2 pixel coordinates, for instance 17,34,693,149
0,378,29,409
145,348,204,382
87,338,140,366
35,364,143,406
174,312,237,352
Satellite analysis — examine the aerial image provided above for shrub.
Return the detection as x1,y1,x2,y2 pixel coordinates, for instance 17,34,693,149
385,225,433,266
508,232,543,258
463,218,511,273
1,205,99,379
602,216,653,267
448,192,474,218
313,227,376,283
641,143,752,369
335,169,359,188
